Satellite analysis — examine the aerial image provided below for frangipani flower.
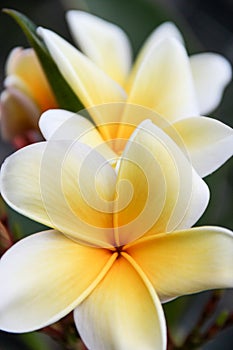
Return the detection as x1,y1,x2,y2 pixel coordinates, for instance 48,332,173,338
37,11,233,177
0,47,57,145
0,116,233,350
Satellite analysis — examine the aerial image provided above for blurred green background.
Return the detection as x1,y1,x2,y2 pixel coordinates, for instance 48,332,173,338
0,0,232,349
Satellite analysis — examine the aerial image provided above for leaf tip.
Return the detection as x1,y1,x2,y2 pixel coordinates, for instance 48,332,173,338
2,8,16,15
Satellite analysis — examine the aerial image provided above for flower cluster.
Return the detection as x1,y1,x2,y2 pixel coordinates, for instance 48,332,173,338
0,47,57,147
0,10,232,350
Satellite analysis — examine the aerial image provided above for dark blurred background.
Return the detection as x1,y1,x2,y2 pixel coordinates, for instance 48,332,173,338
0,0,232,349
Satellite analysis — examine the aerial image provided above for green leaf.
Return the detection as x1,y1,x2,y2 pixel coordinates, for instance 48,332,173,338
3,9,90,117
20,333,52,350
6,205,48,239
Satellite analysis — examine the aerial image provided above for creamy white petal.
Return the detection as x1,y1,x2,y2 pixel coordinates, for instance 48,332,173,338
168,116,233,177
74,255,166,350
127,226,233,302
136,22,184,63
126,38,199,122
190,53,232,114
113,120,209,245
38,27,126,116
0,230,116,332
0,142,116,248
39,109,117,161
66,10,132,85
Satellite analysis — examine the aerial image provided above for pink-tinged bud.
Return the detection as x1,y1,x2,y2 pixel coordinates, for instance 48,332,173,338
0,47,57,145
0,87,40,139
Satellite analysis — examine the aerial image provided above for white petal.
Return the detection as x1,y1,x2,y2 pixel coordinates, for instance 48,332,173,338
66,10,132,85
190,53,232,114
74,255,166,350
0,142,116,248
0,230,116,332
127,226,233,302
169,116,233,177
138,21,184,58
126,38,199,122
113,120,209,245
38,27,126,114
39,109,117,161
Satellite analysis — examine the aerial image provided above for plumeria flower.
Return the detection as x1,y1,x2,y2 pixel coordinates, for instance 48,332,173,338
0,47,57,146
37,11,233,177
0,117,233,350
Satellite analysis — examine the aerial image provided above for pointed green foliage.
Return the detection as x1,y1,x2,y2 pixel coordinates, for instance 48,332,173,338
3,9,90,118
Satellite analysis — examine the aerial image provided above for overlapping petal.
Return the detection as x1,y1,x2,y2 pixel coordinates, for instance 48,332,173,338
66,10,132,85
0,141,116,247
38,27,126,116
116,103,168,144
113,120,209,245
127,226,233,302
37,14,232,179
190,53,232,114
168,116,233,177
74,255,166,350
39,109,117,161
126,38,199,122
0,230,116,332
128,22,184,85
